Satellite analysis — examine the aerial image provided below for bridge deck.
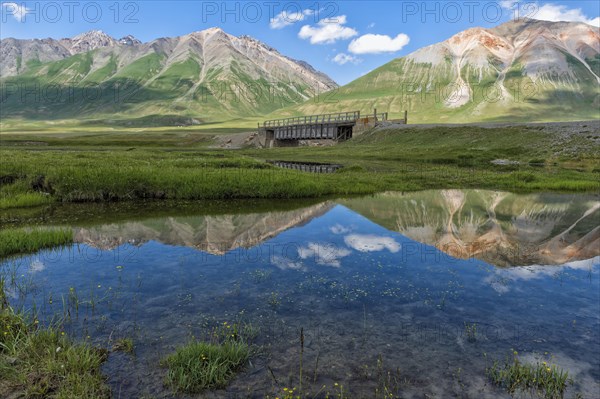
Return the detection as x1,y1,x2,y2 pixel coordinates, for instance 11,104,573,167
263,111,361,128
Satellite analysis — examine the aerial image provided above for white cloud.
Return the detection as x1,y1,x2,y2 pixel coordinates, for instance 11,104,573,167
270,9,314,29
298,15,358,44
29,259,45,273
331,53,362,65
344,234,401,253
271,255,304,271
330,224,351,234
348,33,410,54
485,256,599,294
501,2,600,27
298,242,351,267
2,2,29,22
504,257,599,281
499,0,519,9
532,3,600,27
367,22,376,29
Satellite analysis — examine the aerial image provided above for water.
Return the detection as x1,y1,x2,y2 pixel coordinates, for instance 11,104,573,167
2,190,599,398
269,161,343,173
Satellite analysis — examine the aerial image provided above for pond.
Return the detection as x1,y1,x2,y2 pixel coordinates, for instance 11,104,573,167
2,190,599,398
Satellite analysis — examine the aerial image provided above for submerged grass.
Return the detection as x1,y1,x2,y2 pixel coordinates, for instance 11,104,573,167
112,338,134,354
0,308,110,398
0,227,73,258
486,351,571,399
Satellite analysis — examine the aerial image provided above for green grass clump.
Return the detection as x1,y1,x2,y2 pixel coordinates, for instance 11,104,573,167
163,340,250,393
0,227,73,258
487,351,571,399
0,180,53,210
112,338,134,354
0,192,53,209
0,308,110,398
163,320,256,393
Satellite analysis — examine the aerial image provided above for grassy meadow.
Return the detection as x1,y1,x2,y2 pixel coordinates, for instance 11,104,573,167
1,124,598,214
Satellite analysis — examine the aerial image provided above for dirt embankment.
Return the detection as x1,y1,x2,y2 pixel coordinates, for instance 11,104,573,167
211,131,261,149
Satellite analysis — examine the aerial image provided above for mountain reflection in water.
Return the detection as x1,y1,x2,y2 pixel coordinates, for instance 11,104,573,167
3,190,599,398
70,190,599,267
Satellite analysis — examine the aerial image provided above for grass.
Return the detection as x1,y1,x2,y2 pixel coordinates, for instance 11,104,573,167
0,125,598,212
464,322,477,343
486,351,571,399
0,180,53,210
268,292,282,309
0,148,378,204
0,307,110,398
163,340,250,393
0,192,53,209
0,227,73,258
163,320,256,393
112,338,134,354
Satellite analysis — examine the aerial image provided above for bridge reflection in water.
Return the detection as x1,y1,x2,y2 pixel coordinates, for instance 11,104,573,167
269,161,342,173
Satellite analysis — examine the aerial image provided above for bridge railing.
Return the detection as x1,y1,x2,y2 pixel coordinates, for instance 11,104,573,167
370,112,389,121
263,111,361,128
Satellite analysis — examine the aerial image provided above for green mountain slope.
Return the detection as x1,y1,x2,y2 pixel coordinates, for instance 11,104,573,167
271,19,600,123
0,28,337,127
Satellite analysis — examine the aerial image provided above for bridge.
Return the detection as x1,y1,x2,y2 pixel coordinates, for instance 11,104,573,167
259,110,405,147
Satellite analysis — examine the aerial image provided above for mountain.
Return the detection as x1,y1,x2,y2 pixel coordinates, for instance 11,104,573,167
0,30,136,76
275,19,600,123
0,28,337,125
340,190,600,267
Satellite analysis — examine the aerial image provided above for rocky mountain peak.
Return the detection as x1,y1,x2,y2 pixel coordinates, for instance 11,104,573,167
204,27,224,33
201,27,229,39
65,30,118,53
71,30,115,44
118,35,142,46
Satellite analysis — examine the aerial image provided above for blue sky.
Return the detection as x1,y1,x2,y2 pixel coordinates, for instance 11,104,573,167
1,1,599,84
